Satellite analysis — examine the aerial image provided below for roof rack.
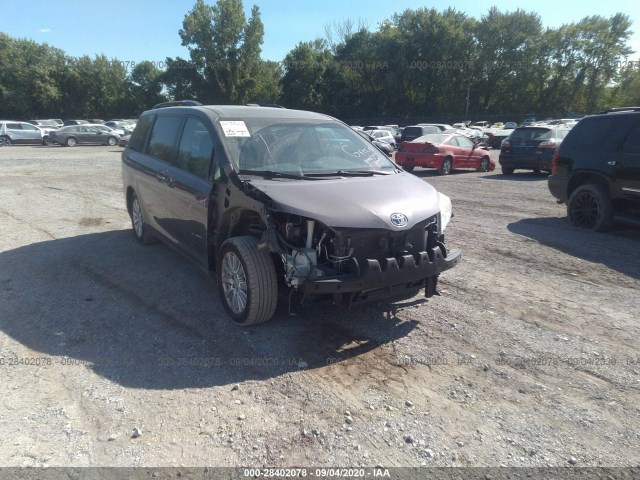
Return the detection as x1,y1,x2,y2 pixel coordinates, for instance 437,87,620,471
595,107,640,114
152,100,203,109
246,103,285,108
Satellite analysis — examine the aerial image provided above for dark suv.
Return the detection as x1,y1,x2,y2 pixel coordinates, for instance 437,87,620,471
548,108,640,231
122,103,461,326
401,125,440,143
499,126,570,174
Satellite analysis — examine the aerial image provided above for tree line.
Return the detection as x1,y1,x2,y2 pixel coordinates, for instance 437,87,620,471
1,0,639,122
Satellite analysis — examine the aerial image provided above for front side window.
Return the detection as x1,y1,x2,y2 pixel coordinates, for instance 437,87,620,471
457,136,474,148
147,116,184,163
176,117,214,179
219,118,396,175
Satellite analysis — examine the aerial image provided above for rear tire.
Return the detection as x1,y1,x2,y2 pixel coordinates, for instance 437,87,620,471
217,236,278,326
501,167,514,175
567,183,614,232
0,136,11,146
130,191,157,245
439,157,452,175
402,165,415,173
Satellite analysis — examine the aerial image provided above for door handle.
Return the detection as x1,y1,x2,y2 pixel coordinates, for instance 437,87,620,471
607,160,621,166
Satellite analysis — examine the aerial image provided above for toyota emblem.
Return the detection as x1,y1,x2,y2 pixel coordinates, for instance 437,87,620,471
390,213,408,227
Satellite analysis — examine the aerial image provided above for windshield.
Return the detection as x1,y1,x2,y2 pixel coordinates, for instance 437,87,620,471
217,118,397,175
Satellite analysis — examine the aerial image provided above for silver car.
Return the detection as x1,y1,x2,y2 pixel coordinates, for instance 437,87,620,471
49,125,120,147
0,121,45,146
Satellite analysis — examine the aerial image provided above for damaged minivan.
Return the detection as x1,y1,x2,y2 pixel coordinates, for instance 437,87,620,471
122,102,462,325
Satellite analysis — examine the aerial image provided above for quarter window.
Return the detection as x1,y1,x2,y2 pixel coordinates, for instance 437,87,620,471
147,116,183,162
622,122,640,155
176,117,214,179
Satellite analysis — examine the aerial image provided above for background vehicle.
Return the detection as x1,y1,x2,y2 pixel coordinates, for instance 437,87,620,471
499,126,570,174
105,120,135,134
548,107,640,231
354,129,393,156
417,123,454,132
122,104,461,326
0,121,46,145
395,132,494,174
63,119,89,126
491,126,516,148
365,129,397,149
401,125,440,143
49,125,120,146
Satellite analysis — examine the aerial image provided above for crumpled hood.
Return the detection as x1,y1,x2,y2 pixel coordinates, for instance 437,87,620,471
247,172,441,229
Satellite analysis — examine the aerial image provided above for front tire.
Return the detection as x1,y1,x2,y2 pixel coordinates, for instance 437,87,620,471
567,183,614,232
501,167,514,175
477,157,490,172
217,236,278,326
0,136,11,146
65,137,77,147
439,157,452,175
402,165,415,173
107,136,117,146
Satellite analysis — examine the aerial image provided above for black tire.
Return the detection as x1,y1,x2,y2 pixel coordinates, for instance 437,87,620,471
65,137,77,147
107,136,117,146
0,136,11,146
477,156,490,172
217,236,278,326
501,167,514,175
42,137,49,146
439,157,452,175
402,165,415,173
130,191,157,244
567,183,614,232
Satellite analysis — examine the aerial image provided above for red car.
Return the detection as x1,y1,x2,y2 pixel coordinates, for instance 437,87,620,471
395,133,495,174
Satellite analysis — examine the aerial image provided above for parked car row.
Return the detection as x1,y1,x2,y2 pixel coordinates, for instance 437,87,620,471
0,118,137,147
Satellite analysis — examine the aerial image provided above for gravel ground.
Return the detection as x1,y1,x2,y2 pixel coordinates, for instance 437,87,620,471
0,145,639,469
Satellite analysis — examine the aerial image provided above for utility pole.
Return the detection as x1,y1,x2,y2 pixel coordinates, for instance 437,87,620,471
465,81,471,119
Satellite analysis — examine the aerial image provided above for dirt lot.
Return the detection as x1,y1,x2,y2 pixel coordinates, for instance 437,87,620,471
0,145,639,470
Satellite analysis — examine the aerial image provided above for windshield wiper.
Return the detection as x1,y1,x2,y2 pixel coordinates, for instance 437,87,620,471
238,169,324,180
304,169,394,177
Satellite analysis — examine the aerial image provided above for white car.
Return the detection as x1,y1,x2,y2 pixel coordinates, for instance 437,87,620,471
365,129,397,149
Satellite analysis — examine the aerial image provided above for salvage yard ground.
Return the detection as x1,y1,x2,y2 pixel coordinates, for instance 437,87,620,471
0,146,639,468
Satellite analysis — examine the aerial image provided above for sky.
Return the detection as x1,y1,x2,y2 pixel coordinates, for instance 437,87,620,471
3,0,639,66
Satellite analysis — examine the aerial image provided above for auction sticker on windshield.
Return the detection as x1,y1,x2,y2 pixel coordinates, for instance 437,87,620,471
220,121,251,137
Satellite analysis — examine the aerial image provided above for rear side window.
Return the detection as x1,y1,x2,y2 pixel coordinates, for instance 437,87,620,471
562,115,633,150
148,116,184,162
176,117,214,179
7,123,22,130
128,115,154,152
622,121,640,154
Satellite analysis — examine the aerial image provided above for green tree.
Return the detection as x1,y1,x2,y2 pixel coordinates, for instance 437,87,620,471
174,0,277,104
130,61,167,113
280,40,332,110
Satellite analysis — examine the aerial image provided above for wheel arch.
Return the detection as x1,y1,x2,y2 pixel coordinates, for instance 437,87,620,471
567,172,612,199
